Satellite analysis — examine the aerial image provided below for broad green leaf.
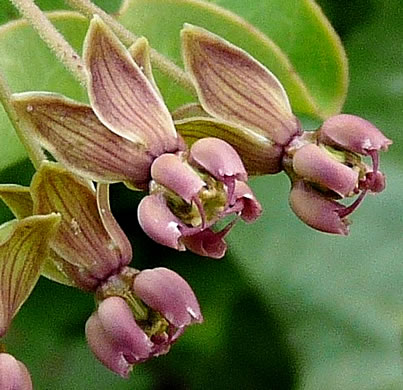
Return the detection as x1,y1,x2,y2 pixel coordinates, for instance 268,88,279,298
0,12,89,172
206,0,348,118
227,160,403,389
0,0,122,24
0,213,60,336
118,0,347,118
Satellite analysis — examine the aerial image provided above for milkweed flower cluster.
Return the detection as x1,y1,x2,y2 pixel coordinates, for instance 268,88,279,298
0,10,391,388
176,25,391,234
12,17,261,259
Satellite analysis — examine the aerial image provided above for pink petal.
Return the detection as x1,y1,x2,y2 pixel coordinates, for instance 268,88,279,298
289,181,350,235
97,297,153,361
0,353,32,390
137,194,185,251
31,163,127,282
319,114,392,155
293,144,359,197
189,138,247,182
231,181,262,223
151,153,205,203
181,228,228,259
85,313,132,378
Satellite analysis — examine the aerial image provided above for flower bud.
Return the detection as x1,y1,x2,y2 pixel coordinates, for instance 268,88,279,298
318,114,392,155
0,353,32,390
289,181,350,235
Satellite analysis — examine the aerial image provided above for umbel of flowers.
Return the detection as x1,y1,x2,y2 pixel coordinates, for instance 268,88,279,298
12,16,262,260
0,162,203,379
176,25,392,234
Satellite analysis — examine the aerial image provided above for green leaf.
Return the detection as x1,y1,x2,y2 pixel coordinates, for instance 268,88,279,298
0,11,89,171
227,161,403,389
117,0,347,118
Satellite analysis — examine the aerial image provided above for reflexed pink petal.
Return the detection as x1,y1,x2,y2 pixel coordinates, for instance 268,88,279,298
84,16,180,155
96,184,132,266
97,297,153,361
293,144,359,197
175,117,284,175
151,154,205,203
0,214,60,336
133,267,203,328
0,353,32,390
181,24,299,145
181,228,228,259
289,181,350,235
189,138,247,182
319,114,392,155
128,37,162,97
231,181,262,223
12,92,153,189
137,194,185,251
85,312,132,378
31,162,126,282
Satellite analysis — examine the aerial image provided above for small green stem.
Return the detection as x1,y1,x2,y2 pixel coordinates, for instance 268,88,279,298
65,0,197,97
0,69,45,169
9,0,87,87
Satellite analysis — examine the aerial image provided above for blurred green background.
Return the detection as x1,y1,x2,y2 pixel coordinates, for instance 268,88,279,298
0,0,402,389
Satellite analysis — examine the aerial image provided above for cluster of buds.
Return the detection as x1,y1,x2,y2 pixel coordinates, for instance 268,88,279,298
176,25,391,234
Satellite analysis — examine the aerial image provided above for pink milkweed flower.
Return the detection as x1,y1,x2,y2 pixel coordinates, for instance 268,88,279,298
177,24,392,235
86,267,202,378
11,16,261,258
1,163,203,376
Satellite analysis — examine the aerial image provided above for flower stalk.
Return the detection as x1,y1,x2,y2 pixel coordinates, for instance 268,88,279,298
9,0,87,86
64,0,197,96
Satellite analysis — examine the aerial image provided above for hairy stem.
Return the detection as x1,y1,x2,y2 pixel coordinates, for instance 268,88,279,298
9,0,87,87
65,0,197,97
0,69,45,169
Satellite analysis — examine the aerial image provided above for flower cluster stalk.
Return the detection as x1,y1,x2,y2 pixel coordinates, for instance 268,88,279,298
10,0,87,86
64,0,197,96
